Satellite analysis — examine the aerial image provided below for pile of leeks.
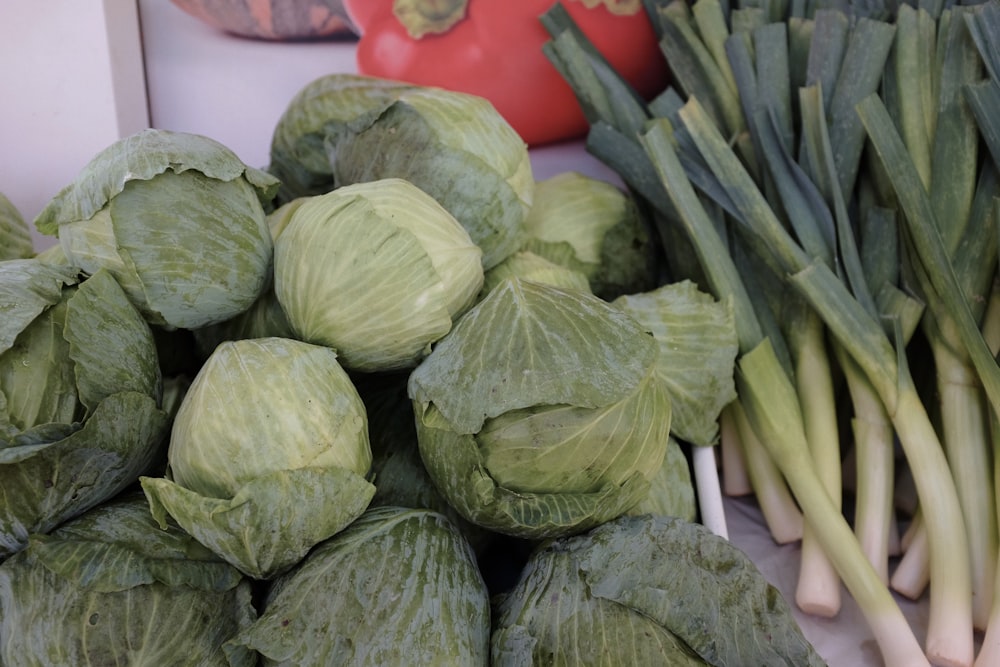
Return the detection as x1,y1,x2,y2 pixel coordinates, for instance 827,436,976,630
544,1,1000,665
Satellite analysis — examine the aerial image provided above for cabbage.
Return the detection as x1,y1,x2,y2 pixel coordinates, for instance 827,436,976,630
331,86,534,269
230,506,490,666
521,171,660,299
492,513,827,666
274,178,484,372
267,73,415,203
34,129,277,330
140,337,374,579
0,493,257,667
409,278,671,538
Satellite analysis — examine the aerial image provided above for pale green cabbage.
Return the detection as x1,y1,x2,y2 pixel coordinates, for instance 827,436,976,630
332,86,534,269
274,178,484,372
521,171,660,299
140,337,374,579
268,73,415,203
408,278,672,539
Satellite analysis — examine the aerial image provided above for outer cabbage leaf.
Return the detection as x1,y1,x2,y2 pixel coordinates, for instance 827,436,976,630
2,267,162,436
416,403,654,540
491,523,708,667
408,278,659,434
35,128,277,233
0,494,257,667
626,437,697,521
481,250,591,297
142,466,375,580
267,73,415,202
0,391,169,558
493,514,826,667
0,259,79,354
228,506,489,666
65,269,162,412
613,281,738,447
332,87,534,269
0,193,33,260
477,371,670,494
0,295,78,434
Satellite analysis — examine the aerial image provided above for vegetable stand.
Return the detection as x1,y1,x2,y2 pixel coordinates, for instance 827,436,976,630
136,2,939,663
0,0,972,664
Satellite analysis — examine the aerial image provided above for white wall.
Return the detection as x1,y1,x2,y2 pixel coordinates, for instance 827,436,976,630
0,0,148,250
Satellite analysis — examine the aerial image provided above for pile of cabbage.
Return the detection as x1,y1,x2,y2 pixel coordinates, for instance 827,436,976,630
0,74,825,666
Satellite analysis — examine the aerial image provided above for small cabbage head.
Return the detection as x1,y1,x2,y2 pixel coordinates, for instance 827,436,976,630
34,129,278,330
274,178,484,372
331,86,534,269
229,506,491,666
521,171,660,300
140,337,375,579
492,514,826,666
0,193,33,260
0,493,258,667
408,278,672,539
0,260,168,558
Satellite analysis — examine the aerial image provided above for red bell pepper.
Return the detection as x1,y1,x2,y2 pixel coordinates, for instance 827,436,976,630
343,0,669,146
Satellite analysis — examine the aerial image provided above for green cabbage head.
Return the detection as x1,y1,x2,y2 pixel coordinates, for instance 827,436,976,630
274,178,484,372
408,278,672,539
140,337,375,579
34,129,278,330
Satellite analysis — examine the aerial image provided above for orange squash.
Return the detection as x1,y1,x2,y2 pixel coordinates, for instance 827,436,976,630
170,0,356,40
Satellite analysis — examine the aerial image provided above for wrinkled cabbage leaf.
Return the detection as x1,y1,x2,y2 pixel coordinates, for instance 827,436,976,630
229,506,490,666
0,494,257,667
409,278,659,434
613,281,738,447
493,514,826,666
0,193,33,260
142,466,375,580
